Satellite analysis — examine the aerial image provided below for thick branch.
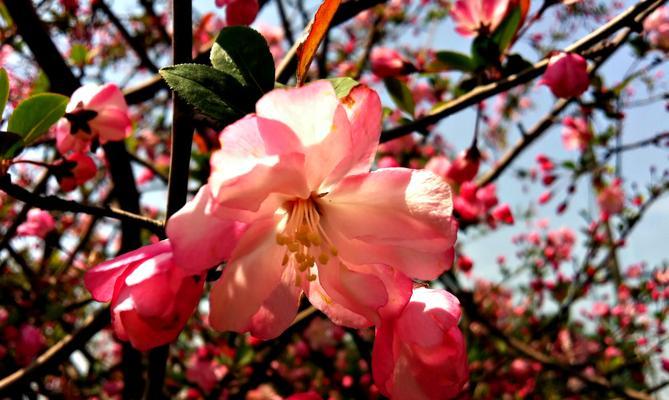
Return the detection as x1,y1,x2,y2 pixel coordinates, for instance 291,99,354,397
0,175,164,235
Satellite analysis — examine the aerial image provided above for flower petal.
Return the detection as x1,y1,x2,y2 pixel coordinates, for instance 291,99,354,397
84,241,171,302
209,114,309,211
320,168,458,280
316,262,412,326
255,80,352,189
246,267,302,339
208,216,287,334
91,107,132,142
87,83,128,111
324,84,382,185
166,185,249,274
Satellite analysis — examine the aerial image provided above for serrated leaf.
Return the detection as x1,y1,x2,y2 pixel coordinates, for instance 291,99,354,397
327,77,359,98
491,6,521,53
210,26,275,94
160,64,254,125
8,93,68,145
0,68,8,115
296,0,341,84
427,51,476,73
384,77,415,116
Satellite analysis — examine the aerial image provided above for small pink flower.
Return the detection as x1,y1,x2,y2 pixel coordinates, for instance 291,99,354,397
561,116,592,151
491,203,514,225
185,354,228,393
372,288,468,399
225,0,259,26
424,155,450,178
540,52,590,98
17,209,56,238
370,47,411,78
451,0,511,37
444,150,480,185
644,7,669,51
55,84,132,155
15,324,46,366
377,155,400,168
166,81,458,338
57,152,97,192
84,241,204,351
597,179,625,216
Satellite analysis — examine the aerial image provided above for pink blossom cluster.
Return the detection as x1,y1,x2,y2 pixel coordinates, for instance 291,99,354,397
53,83,132,192
85,81,468,398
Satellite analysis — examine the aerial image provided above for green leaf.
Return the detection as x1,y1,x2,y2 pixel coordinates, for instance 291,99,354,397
491,6,521,53
8,93,68,145
0,68,8,115
428,51,475,73
160,64,254,125
210,26,275,95
327,77,359,98
383,77,415,116
70,44,88,67
471,36,500,69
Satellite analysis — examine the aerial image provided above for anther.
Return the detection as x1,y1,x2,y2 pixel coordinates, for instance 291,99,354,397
318,253,330,264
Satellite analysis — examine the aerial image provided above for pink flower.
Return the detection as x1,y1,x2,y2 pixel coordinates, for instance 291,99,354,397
55,84,132,155
84,241,204,350
424,155,450,178
540,52,590,98
491,203,514,225
445,149,480,185
561,116,592,151
17,209,56,238
372,288,468,399
451,0,511,37
597,179,625,216
15,324,46,366
377,155,400,168
225,0,259,26
370,47,411,78
644,7,669,51
185,354,228,393
166,81,458,338
56,152,97,192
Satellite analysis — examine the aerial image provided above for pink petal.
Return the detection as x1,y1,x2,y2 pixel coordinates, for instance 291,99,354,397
90,107,132,142
87,83,128,112
306,275,371,328
372,321,396,397
67,84,102,112
55,119,90,155
255,81,353,190
246,267,302,339
166,185,249,274
396,288,462,348
84,241,171,302
209,115,309,211
208,216,287,333
324,84,382,185
316,262,412,325
320,168,458,280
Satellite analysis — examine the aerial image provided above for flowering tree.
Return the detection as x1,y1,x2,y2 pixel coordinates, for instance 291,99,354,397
0,0,668,399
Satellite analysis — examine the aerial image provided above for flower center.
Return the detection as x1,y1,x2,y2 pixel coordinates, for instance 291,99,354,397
276,197,338,287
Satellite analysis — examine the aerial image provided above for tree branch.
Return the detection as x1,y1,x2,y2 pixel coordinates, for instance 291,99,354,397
379,0,665,143
0,175,164,235
0,308,111,397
